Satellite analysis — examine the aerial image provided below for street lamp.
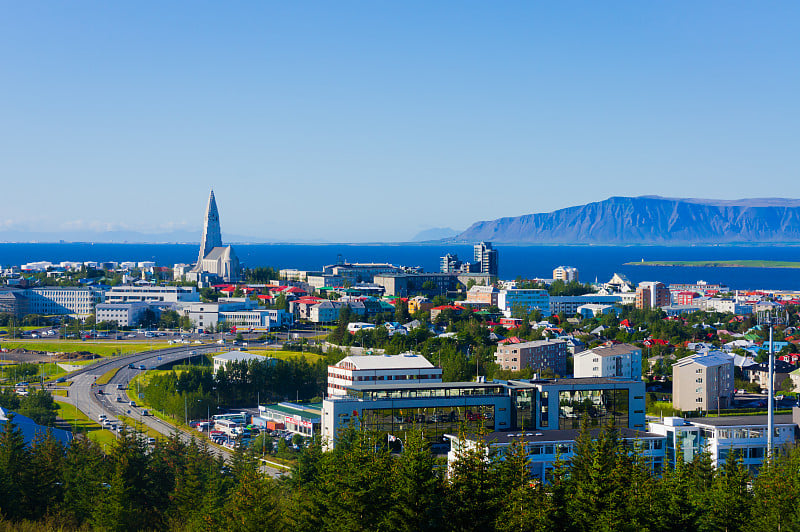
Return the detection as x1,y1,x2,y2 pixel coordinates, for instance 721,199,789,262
758,309,787,459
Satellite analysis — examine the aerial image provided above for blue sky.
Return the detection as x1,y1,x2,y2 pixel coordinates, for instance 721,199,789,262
1,2,798,242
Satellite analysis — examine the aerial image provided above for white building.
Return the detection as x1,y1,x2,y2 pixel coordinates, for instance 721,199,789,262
212,352,275,374
185,299,256,331
173,264,192,281
96,302,150,327
219,309,294,330
105,285,200,304
497,289,550,318
574,343,642,380
327,353,442,397
553,266,579,283
446,428,665,482
648,415,797,473
24,287,104,319
310,301,345,323
703,298,752,315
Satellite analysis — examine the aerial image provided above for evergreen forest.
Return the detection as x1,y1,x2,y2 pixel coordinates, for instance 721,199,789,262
1,417,799,532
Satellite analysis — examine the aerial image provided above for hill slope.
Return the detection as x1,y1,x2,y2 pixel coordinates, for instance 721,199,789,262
456,196,800,244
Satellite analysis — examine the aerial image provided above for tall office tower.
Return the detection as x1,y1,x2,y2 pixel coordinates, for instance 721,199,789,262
196,190,223,268
440,253,462,273
473,241,498,276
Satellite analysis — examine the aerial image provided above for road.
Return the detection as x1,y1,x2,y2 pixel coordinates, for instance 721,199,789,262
55,345,287,478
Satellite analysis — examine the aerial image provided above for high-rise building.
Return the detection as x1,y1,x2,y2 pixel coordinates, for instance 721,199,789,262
553,265,579,282
474,241,498,276
440,253,462,273
635,281,670,309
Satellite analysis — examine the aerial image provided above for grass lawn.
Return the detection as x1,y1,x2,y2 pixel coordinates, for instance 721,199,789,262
0,340,172,357
205,349,325,363
626,259,800,269
117,415,165,440
647,401,681,417
0,362,67,382
52,389,68,397
96,366,121,385
54,400,117,448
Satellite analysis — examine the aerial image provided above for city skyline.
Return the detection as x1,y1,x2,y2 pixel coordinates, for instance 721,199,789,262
1,3,799,242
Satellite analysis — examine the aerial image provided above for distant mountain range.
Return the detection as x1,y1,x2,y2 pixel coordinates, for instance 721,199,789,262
411,227,461,242
455,196,800,244
0,229,331,244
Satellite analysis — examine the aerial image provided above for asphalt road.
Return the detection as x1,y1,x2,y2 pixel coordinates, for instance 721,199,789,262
57,345,287,478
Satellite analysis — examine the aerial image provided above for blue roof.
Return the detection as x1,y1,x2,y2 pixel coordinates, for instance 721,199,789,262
0,408,73,447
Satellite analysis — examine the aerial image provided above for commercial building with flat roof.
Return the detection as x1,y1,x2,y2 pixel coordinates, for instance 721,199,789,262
255,402,321,437
321,377,646,449
648,414,798,473
446,427,665,482
327,353,442,397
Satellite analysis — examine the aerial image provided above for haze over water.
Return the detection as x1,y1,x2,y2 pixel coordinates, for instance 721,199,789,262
2,243,800,291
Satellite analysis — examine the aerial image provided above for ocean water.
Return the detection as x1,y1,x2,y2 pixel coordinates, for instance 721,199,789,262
1,242,800,291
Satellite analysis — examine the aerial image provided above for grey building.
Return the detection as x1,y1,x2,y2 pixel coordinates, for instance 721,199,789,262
373,273,459,297
0,289,29,318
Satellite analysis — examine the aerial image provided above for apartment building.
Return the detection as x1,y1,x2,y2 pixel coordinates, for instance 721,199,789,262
327,353,442,397
474,242,499,276
672,351,734,412
635,281,670,310
552,266,579,282
495,339,568,375
574,343,642,380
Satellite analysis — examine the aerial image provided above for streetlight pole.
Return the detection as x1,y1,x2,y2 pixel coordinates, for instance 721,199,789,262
758,309,787,459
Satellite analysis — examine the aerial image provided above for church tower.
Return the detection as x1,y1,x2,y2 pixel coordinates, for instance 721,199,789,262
196,190,223,267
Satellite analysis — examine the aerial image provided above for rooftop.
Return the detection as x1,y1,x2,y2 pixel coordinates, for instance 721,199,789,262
580,343,640,358
334,354,436,371
452,427,663,444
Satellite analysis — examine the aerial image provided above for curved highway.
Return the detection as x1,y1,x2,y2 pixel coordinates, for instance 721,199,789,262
56,344,286,477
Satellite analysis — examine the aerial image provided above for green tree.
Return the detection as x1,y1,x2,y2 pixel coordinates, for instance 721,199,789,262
386,430,444,531
0,413,32,520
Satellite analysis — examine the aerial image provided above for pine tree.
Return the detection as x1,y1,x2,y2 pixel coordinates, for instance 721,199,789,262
26,431,66,520
222,468,283,532
747,445,800,532
386,429,444,531
92,427,153,531
698,450,751,532
495,436,554,532
445,428,499,531
0,414,31,520
61,435,105,527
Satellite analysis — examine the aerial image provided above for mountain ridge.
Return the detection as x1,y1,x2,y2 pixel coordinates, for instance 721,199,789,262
455,196,800,244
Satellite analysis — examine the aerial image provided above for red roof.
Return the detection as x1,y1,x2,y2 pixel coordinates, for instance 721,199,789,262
498,336,523,345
